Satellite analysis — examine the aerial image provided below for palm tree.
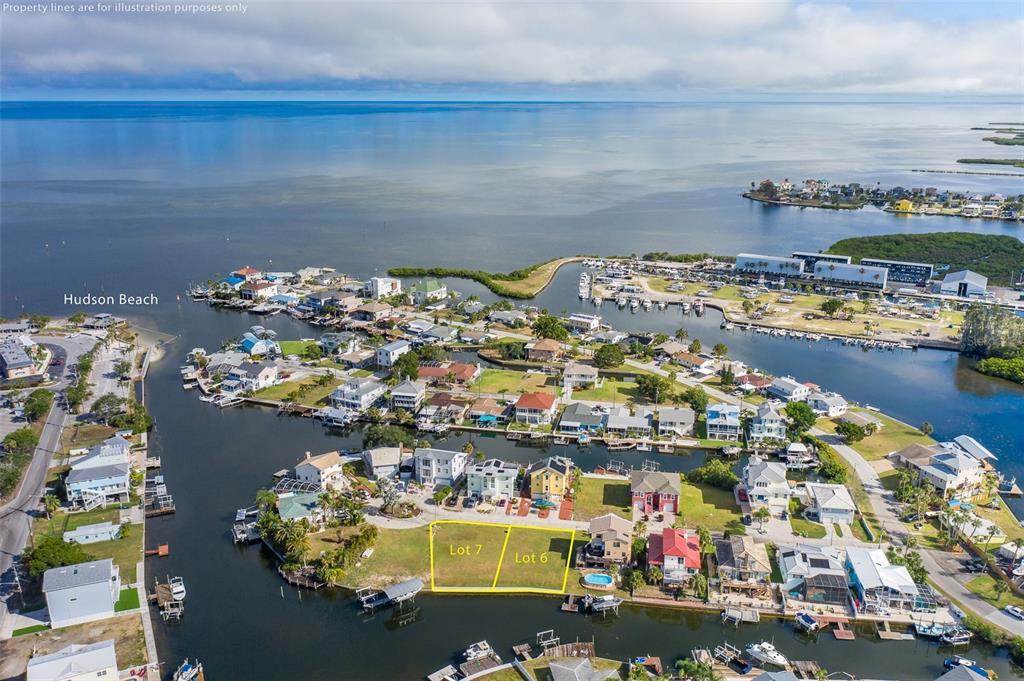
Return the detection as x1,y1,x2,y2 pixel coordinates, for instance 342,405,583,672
753,506,771,532
691,572,709,601
255,489,278,513
43,494,60,533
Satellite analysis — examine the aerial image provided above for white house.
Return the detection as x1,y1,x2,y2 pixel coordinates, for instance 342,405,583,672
43,559,121,628
466,458,519,500
377,340,411,368
294,450,349,490
803,482,856,524
27,639,119,681
562,313,602,333
363,447,403,481
329,377,386,412
741,455,792,516
391,380,426,412
63,521,121,546
706,403,741,441
891,441,987,501
367,276,402,300
749,403,787,442
562,362,600,389
768,376,810,402
845,547,920,612
66,436,132,508
514,392,558,424
408,279,448,305
227,361,279,392
657,407,695,437
940,270,987,298
415,447,468,487
807,391,848,417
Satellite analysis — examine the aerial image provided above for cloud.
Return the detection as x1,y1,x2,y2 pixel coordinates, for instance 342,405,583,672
1,1,1021,94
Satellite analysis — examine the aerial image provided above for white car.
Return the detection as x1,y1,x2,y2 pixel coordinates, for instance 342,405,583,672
1004,605,1024,620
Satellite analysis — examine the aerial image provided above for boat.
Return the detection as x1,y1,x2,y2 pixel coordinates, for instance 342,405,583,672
172,659,205,681
592,297,602,306
745,641,789,667
636,442,651,451
940,628,974,646
630,299,640,311
642,299,652,311
170,576,187,601
915,622,950,638
657,301,667,310
794,611,819,633
944,656,976,670
463,641,495,661
721,446,741,457
681,302,691,314
617,297,628,308
198,394,216,403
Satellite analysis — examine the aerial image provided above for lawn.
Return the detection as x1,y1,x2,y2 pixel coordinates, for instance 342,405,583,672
766,545,784,583
966,573,1024,609
254,376,342,406
431,522,509,589
34,509,143,584
817,410,933,461
678,481,744,533
61,423,117,454
278,340,319,356
494,527,574,592
574,477,631,521
790,515,827,539
114,587,140,612
570,378,645,404
472,369,553,395
346,526,431,588
12,624,49,637
974,496,1024,545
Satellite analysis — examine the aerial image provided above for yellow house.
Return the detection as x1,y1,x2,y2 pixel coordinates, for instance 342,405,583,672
528,456,572,502
892,199,915,213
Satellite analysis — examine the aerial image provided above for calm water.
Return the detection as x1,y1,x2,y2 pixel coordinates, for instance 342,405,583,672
2,101,1023,679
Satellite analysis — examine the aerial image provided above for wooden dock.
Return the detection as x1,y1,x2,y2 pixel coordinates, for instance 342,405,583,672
876,620,915,640
721,607,760,625
792,661,823,679
833,621,855,640
280,567,325,590
541,641,596,658
459,654,502,677
561,594,580,613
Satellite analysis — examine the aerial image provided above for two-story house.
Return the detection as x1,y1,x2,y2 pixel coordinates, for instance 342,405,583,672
294,450,349,491
714,536,771,584
768,376,810,402
465,458,519,501
329,377,386,413
391,380,426,412
630,470,681,514
585,513,633,567
415,447,468,488
706,403,741,441
377,340,411,369
647,528,701,584
527,456,572,502
741,455,792,516
749,403,787,442
514,391,558,424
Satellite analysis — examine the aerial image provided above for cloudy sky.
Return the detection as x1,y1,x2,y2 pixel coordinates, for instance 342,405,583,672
1,0,1022,98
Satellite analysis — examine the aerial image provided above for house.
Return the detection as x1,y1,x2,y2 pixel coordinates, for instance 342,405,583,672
232,265,263,282
367,276,402,299
43,559,121,628
752,673,800,681
466,458,519,500
468,397,508,425
353,301,393,322
459,329,493,343
593,330,627,344
417,362,481,384
891,442,987,500
239,332,276,357
294,450,348,490
803,482,856,524
0,338,36,380
672,352,715,372
656,407,695,437
776,543,849,605
562,313,602,333
419,392,470,423
226,361,279,392
653,340,688,359
839,410,882,431
527,456,572,502
781,442,817,470
741,455,792,516
421,325,458,343
377,339,411,368
488,310,528,326
63,521,121,545
807,391,848,417
514,391,558,424
714,535,771,583
319,332,358,354
749,403,787,442
391,380,426,412
768,376,810,402
240,280,278,300
408,279,448,305
605,413,651,439
27,639,118,681
933,669,989,681
277,492,322,523
647,528,701,584
525,338,562,362
845,546,920,612
557,402,605,434
630,470,681,514
0,319,32,335
329,377,386,412
415,447,468,488
705,403,741,441
585,513,633,566
548,658,619,681
362,447,403,481
336,348,376,369
940,270,987,298
736,373,773,392
306,289,358,312
562,362,600,389
66,436,132,508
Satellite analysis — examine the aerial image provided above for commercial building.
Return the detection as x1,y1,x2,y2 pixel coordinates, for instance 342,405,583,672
0,338,36,380
735,253,805,277
791,251,851,270
940,270,987,298
860,258,934,286
813,261,888,289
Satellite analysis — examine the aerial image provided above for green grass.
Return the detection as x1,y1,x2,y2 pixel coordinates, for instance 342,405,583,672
833,523,844,537
278,340,318,356
12,624,49,636
494,527,574,591
851,516,872,543
347,526,431,588
574,477,631,521
766,545,784,583
254,376,342,406
472,369,553,395
431,523,509,588
816,410,933,461
519,656,625,681
33,510,143,583
114,587,140,612
973,496,1024,545
678,481,744,533
966,573,1024,608
790,515,827,539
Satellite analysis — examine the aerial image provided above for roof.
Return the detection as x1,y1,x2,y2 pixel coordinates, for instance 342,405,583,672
933,668,988,681
808,391,847,408
559,402,604,427
657,407,695,424
356,302,392,313
528,456,571,477
0,339,33,369
66,463,130,486
548,657,619,681
630,470,681,496
418,362,479,382
380,339,411,353
951,434,997,461
771,376,806,394
737,373,773,388
672,351,706,366
754,403,784,421
43,559,115,593
706,403,740,426
469,397,506,417
806,482,856,512
845,547,918,595
744,456,788,487
27,639,117,681
606,414,650,431
589,513,633,541
297,450,344,471
467,458,518,479
527,338,561,352
563,362,599,377
392,380,426,396
516,391,556,410
277,492,321,520
415,447,465,462
409,279,445,293
752,673,800,681
364,447,403,468
233,266,261,275
648,528,700,568
942,270,987,286
715,536,771,573
382,578,423,601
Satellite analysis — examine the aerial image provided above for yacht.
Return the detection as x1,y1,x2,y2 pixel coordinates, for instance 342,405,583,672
170,576,187,601
464,641,496,661
629,299,640,311
657,300,667,310
617,297,628,308
642,299,652,311
745,641,788,667
794,611,819,632
592,296,603,306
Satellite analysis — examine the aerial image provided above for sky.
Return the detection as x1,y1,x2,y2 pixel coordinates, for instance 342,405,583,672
1,0,1022,100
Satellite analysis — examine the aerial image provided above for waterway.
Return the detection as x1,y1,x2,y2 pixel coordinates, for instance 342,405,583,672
2,101,1023,679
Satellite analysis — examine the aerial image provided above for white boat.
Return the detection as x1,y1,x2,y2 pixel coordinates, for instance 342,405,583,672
593,297,603,306
681,302,691,314
170,576,187,601
657,301,667,310
617,297,628,308
172,659,204,681
794,611,819,632
464,640,495,660
642,299,652,311
745,641,788,667
940,629,973,646
198,394,216,403
630,299,639,311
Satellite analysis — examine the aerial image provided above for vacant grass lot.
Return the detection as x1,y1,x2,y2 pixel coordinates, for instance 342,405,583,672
790,515,827,539
431,522,509,589
472,369,553,395
574,477,631,521
974,496,1024,545
278,340,319,356
34,509,143,584
494,527,574,592
966,573,1024,609
679,481,744,533
254,376,342,407
816,410,933,461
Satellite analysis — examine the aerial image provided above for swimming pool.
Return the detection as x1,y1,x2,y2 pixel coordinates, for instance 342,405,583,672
582,573,614,587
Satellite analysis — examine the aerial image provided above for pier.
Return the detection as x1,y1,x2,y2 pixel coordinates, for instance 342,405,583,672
149,577,185,621
357,578,423,611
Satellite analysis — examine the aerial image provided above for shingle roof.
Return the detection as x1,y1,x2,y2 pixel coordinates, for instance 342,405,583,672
43,559,115,592
630,470,681,496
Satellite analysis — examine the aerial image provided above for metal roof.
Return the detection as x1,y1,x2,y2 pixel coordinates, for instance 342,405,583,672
43,559,115,593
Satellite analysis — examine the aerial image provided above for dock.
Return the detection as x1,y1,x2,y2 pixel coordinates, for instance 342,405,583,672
792,661,824,679
426,665,459,681
459,654,502,677
540,641,596,658
144,475,176,517
561,594,580,613
357,578,423,611
713,642,742,664
149,577,184,621
721,607,760,625
877,620,915,641
279,567,325,590
833,620,856,640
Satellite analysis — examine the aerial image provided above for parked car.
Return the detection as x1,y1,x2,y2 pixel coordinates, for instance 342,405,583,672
1004,605,1024,620
742,514,753,526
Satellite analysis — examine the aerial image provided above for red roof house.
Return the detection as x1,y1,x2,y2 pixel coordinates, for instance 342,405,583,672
646,528,701,584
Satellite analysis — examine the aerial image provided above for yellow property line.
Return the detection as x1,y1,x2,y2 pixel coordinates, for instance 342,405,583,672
428,520,577,594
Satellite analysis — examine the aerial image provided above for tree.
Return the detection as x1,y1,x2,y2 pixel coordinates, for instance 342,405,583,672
23,535,94,576
68,312,87,326
687,460,738,490
691,572,709,600
626,568,646,595
674,328,689,341
593,344,624,369
920,421,934,436
753,505,771,531
363,424,417,449
23,389,54,422
255,488,279,512
377,476,402,513
647,565,663,585
92,393,127,423
742,300,754,315
433,485,453,507
3,427,39,456
835,420,866,443
43,493,60,533
532,315,569,341
114,359,132,378
635,374,672,403
784,401,816,436
712,343,728,359
820,298,845,318
688,339,702,354
697,526,714,555
392,350,420,381
684,386,709,414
